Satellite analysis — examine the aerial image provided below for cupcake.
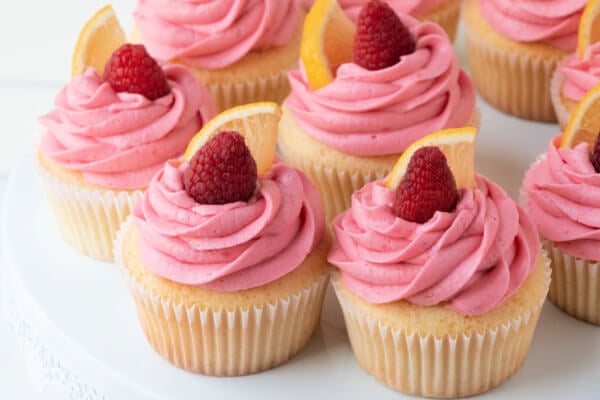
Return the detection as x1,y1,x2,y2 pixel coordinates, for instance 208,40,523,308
301,0,461,41
523,133,600,325
115,104,329,376
463,0,586,121
329,131,549,397
279,0,477,223
37,43,217,260
133,0,304,111
551,43,600,130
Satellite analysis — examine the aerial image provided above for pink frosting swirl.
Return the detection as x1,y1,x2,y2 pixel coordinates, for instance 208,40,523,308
301,0,445,21
134,0,301,69
559,43,600,102
328,176,540,316
479,0,586,51
133,161,325,291
39,66,217,190
523,135,600,261
285,15,475,156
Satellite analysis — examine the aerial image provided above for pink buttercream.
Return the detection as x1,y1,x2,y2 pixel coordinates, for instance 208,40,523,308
285,15,475,157
301,0,445,21
134,161,325,291
479,0,585,51
559,43,600,102
39,65,216,190
328,175,540,316
523,135,600,261
134,0,301,69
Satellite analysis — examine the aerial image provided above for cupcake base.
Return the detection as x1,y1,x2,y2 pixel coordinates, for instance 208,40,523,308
278,106,480,224
331,252,550,398
463,0,567,122
193,69,291,114
115,219,330,376
545,241,600,326
422,0,461,42
35,150,142,261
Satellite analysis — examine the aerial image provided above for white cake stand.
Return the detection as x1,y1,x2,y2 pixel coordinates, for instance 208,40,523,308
3,103,600,398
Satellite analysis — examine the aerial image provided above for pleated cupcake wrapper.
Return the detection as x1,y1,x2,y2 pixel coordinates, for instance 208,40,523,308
280,110,480,224
520,162,600,325
279,151,388,225
34,151,143,261
465,25,562,122
201,69,291,112
549,70,570,131
544,240,600,326
114,218,329,376
423,0,461,42
330,260,550,398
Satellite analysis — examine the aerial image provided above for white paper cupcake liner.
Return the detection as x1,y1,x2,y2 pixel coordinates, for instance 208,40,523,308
465,17,563,121
544,240,600,326
423,0,461,42
200,68,292,112
114,218,329,376
280,153,388,225
330,256,550,398
550,70,571,131
34,151,143,261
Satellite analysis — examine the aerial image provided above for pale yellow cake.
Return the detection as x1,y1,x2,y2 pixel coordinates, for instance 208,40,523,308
331,252,550,398
37,150,142,261
117,221,330,376
278,106,480,224
39,150,127,192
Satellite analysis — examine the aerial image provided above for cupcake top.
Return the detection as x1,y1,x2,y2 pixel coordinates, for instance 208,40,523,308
523,135,600,261
134,127,325,291
329,175,539,316
558,42,600,102
286,12,475,157
134,0,301,69
39,54,217,190
302,0,445,21
479,0,586,51
328,131,539,317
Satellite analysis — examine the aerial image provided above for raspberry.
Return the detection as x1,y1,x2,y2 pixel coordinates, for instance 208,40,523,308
392,146,458,223
352,0,416,71
183,131,257,205
103,44,171,100
592,132,600,173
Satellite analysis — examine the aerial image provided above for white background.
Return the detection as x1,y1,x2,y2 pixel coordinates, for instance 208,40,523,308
0,1,135,173
0,2,134,398
0,1,597,399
